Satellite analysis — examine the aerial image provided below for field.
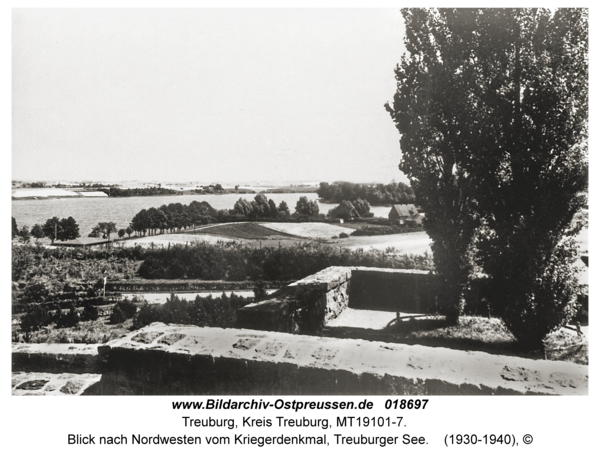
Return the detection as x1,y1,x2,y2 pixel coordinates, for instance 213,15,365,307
260,222,355,238
12,188,92,198
195,222,301,240
112,222,434,254
117,233,235,248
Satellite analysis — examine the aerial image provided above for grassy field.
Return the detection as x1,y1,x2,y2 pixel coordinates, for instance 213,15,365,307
260,222,355,238
112,223,432,253
197,222,301,240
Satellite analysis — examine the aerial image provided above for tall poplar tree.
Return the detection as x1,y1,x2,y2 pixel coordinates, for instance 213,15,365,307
386,9,588,344
385,8,486,324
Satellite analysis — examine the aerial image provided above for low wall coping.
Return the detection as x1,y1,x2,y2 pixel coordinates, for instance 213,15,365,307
97,323,587,395
289,266,352,291
12,343,102,373
350,267,433,275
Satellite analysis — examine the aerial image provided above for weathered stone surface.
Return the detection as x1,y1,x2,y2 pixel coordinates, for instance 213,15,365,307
237,266,353,334
60,379,87,395
94,323,587,395
501,366,541,382
12,343,101,373
237,267,445,335
157,333,187,346
12,372,102,396
131,331,164,344
16,379,49,390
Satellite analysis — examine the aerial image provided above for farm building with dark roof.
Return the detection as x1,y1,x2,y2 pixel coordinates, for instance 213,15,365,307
388,204,422,225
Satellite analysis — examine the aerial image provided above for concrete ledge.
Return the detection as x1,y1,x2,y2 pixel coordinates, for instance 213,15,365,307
95,323,587,395
12,372,102,396
12,343,102,374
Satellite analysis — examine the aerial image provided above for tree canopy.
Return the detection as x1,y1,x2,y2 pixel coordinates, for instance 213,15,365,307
12,217,18,239
89,222,117,240
295,196,319,216
317,181,414,206
386,8,588,345
42,216,80,242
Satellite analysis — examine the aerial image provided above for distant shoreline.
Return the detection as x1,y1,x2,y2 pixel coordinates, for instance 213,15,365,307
11,188,324,201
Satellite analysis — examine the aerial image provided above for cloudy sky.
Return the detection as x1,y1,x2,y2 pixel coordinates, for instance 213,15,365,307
12,8,408,184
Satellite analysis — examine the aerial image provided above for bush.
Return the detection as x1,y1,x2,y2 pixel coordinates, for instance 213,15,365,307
20,304,51,333
132,304,160,330
351,225,423,236
22,277,54,304
253,280,268,302
339,232,349,239
110,297,140,324
81,301,99,321
109,306,126,325
493,241,582,350
55,303,80,329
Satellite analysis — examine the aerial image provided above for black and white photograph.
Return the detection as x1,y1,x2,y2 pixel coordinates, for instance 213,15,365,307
10,5,590,394
7,3,595,452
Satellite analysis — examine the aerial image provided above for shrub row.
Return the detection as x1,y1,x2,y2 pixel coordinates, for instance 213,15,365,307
136,241,433,281
351,225,424,236
13,295,120,314
18,301,100,333
106,280,290,293
131,293,253,330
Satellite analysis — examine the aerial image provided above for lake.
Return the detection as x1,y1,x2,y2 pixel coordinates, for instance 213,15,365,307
12,193,392,236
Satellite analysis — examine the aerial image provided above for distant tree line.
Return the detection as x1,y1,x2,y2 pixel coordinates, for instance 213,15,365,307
232,194,293,218
130,201,219,237
101,186,181,197
192,183,224,194
12,217,44,243
317,182,415,206
136,241,433,281
127,195,319,237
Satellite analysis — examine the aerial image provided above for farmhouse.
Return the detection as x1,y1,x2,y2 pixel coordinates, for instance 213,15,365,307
388,204,422,225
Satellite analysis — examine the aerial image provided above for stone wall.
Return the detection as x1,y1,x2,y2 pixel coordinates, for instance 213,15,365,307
13,323,586,395
236,266,351,335
348,267,437,313
12,323,588,395
236,267,439,334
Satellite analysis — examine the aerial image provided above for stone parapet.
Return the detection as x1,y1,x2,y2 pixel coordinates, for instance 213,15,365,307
348,267,438,313
236,267,441,334
94,323,587,395
12,372,102,396
12,343,102,374
236,266,352,334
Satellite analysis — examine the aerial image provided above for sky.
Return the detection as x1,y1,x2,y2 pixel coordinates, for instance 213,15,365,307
12,8,409,184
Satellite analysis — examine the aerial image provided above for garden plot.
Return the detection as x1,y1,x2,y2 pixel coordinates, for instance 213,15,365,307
117,233,232,247
260,222,355,238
